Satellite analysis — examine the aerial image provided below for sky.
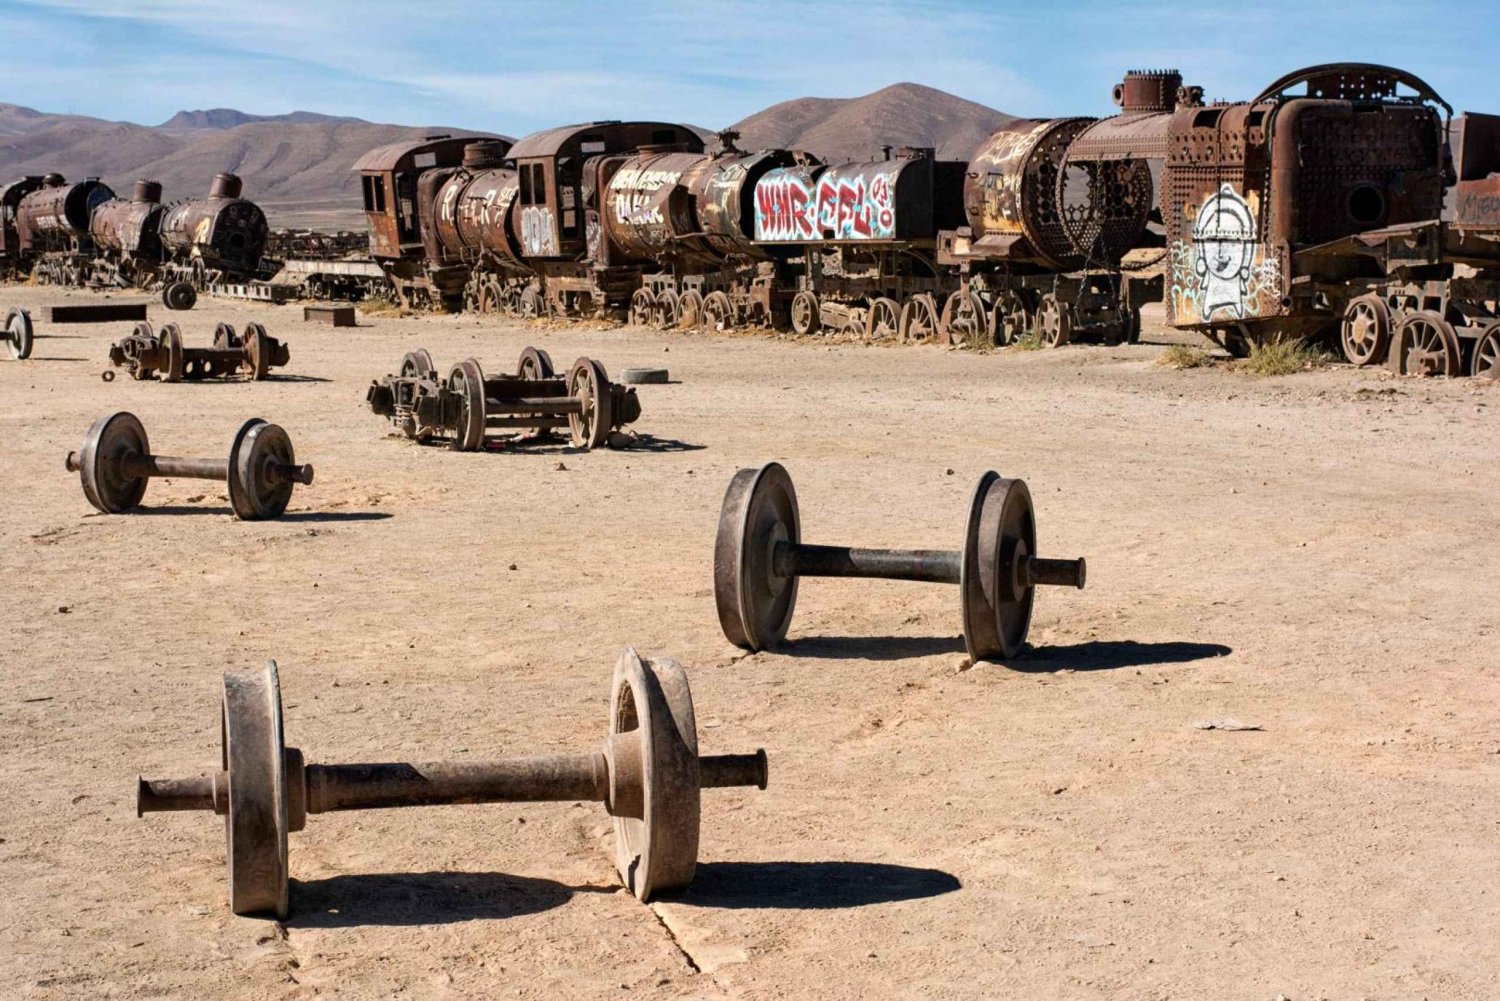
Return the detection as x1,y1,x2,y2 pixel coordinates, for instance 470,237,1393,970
0,0,1495,134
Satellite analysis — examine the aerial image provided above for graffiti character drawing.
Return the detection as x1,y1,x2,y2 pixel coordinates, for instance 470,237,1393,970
1192,183,1258,319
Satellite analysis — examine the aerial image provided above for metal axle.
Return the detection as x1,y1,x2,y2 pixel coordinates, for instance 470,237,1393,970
773,541,1085,589
66,449,315,487
138,748,767,818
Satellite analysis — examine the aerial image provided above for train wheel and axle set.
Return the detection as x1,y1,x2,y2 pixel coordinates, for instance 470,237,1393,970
367,346,642,451
103,321,289,383
136,650,768,918
4,306,33,360
714,463,1087,661
65,412,314,519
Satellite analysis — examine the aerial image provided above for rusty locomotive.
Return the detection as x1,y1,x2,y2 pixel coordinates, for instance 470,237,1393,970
0,171,270,297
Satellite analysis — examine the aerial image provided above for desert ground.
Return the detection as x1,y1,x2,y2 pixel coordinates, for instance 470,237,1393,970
1,286,1497,1000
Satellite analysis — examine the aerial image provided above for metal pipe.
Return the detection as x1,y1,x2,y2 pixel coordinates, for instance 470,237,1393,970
124,454,224,480
482,398,583,415
1021,555,1087,590
304,754,611,813
699,751,768,790
774,542,962,584
137,774,223,815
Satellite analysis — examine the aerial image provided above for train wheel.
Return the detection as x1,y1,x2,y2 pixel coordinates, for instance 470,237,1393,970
447,359,487,451
629,288,654,327
700,291,735,333
897,294,939,343
678,290,704,329
1035,294,1072,348
162,281,197,311
519,287,544,320
1340,294,1390,366
941,291,987,345
478,282,503,315
1471,322,1500,379
1120,308,1143,345
864,297,900,340
654,289,681,330
790,292,820,336
1391,311,1461,377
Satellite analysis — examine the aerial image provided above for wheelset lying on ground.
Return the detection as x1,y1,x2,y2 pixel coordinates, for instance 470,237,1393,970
367,345,642,451
104,321,289,382
136,649,769,917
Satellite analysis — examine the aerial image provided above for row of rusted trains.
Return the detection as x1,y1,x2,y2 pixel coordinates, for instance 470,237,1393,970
6,62,1500,375
0,171,268,305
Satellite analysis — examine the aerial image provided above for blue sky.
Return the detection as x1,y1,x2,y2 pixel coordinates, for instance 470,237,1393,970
1,0,1494,134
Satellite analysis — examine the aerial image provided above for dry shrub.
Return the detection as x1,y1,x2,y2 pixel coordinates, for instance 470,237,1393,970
1159,344,1211,369
1242,338,1332,376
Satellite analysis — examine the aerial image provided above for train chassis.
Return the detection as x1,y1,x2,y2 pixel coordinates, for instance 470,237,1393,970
1338,275,1500,378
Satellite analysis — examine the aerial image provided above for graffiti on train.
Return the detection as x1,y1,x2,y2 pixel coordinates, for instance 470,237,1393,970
754,166,900,242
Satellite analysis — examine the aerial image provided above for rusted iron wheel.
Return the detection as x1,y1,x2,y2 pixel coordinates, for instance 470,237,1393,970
713,462,800,651
567,358,614,450
653,289,681,330
700,291,734,333
518,345,554,380
478,281,503,315
446,359,487,451
220,661,291,917
162,281,197,311
790,291,819,336
160,323,184,383
898,294,939,343
959,472,1038,662
1035,293,1072,347
1120,308,1143,345
1391,311,1461,377
941,291,988,345
1471,322,1500,379
628,288,654,327
76,411,150,513
990,291,1026,346
500,287,523,317
519,287,544,320
1340,294,1391,366
678,290,703,329
865,297,900,340
212,322,236,350
610,649,700,901
246,323,271,381
4,307,32,360
230,420,299,520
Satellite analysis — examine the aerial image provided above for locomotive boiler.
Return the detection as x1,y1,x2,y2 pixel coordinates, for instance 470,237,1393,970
88,179,166,287
15,174,115,284
158,172,270,285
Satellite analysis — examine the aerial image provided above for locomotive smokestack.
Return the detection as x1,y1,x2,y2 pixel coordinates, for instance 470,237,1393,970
881,145,893,161
1113,69,1185,114
209,172,243,200
133,179,163,204
462,140,507,170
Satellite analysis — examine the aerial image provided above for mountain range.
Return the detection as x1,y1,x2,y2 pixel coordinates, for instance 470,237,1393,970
0,84,1011,230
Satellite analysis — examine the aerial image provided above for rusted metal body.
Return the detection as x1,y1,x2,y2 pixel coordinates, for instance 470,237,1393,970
0,176,46,272
65,412,313,519
87,180,166,287
302,303,356,326
611,138,816,330
105,321,289,382
714,463,1086,661
750,147,967,337
355,134,500,310
14,176,115,285
157,173,270,286
135,651,768,917
366,346,641,451
48,303,148,323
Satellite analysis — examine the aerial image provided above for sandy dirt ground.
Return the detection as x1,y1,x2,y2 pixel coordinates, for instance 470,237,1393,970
1,287,1497,1000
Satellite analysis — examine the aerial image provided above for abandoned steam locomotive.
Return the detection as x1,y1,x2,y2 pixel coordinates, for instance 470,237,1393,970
352,62,1500,375
0,171,269,300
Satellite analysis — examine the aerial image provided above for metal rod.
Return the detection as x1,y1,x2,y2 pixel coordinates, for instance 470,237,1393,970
484,416,570,429
304,754,611,813
1021,555,1087,589
774,541,962,584
123,454,224,480
137,775,223,816
699,751,769,790
482,398,583,415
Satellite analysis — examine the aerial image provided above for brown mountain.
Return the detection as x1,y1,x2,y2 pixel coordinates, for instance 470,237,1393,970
0,104,503,230
728,82,1013,162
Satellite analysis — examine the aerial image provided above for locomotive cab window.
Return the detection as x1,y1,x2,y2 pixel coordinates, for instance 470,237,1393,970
362,175,387,213
519,164,533,205
651,129,677,145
